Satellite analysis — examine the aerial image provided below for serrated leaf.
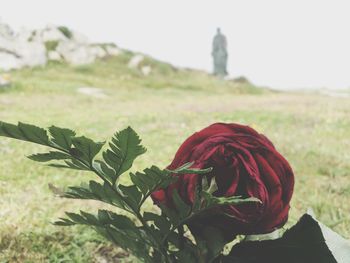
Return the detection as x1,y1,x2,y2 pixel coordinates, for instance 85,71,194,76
80,210,100,225
53,218,76,226
92,160,116,184
130,166,177,206
103,127,146,183
28,151,71,162
104,225,153,263
18,122,50,145
49,126,76,150
72,136,104,164
201,192,260,209
0,121,49,146
64,181,126,210
119,184,142,210
48,159,89,171
0,121,23,139
106,211,136,230
60,211,101,227
167,162,213,175
172,190,191,219
65,212,86,224
64,185,95,200
97,210,111,224
144,212,172,233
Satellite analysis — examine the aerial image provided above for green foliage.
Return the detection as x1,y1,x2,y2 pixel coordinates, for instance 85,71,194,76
102,127,147,184
58,26,73,39
0,121,259,263
49,126,76,149
44,41,59,51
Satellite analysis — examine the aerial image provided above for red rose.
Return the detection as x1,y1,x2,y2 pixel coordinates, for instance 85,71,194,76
152,123,294,240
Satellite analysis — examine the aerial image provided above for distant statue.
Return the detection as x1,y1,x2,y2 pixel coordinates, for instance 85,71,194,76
212,28,228,77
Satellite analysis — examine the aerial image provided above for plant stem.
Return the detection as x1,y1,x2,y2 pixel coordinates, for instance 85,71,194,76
178,225,185,250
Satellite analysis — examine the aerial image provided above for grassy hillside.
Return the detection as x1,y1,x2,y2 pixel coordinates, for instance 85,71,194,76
0,54,349,262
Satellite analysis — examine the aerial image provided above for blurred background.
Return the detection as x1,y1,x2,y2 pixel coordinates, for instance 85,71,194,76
0,0,349,262
2,0,350,89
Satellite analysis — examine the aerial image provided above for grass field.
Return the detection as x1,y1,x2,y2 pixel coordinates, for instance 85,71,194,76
0,54,349,262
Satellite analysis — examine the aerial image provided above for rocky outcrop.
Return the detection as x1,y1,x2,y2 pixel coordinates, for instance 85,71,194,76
0,22,121,71
128,54,144,68
0,22,47,70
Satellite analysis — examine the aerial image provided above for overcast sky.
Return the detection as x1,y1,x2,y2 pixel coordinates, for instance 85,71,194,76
1,0,350,89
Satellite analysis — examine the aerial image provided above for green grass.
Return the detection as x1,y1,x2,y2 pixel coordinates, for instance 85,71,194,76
0,54,349,262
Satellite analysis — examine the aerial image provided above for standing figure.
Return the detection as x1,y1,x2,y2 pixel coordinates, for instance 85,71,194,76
212,28,228,77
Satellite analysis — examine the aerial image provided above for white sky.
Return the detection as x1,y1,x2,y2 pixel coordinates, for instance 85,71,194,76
1,0,350,89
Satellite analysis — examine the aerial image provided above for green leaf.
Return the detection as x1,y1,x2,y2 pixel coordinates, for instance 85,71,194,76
103,225,153,263
92,160,116,184
18,122,50,145
102,210,136,230
0,121,49,146
0,121,23,139
28,151,71,162
102,127,146,183
167,162,213,175
119,184,142,210
53,218,76,226
64,181,126,210
130,166,177,205
144,212,172,233
168,162,195,172
194,226,226,262
71,136,104,164
201,192,260,209
172,190,191,219
48,159,90,171
65,212,87,224
49,126,76,150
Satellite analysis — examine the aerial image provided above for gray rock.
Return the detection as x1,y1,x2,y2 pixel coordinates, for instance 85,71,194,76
48,50,62,61
105,45,121,56
0,22,14,39
128,54,144,68
141,65,152,76
70,30,89,44
89,45,107,58
16,41,47,67
0,23,47,70
0,53,22,71
0,21,120,70
31,24,68,43
56,41,102,65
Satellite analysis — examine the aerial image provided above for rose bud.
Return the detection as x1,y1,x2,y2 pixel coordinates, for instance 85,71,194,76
151,123,294,241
